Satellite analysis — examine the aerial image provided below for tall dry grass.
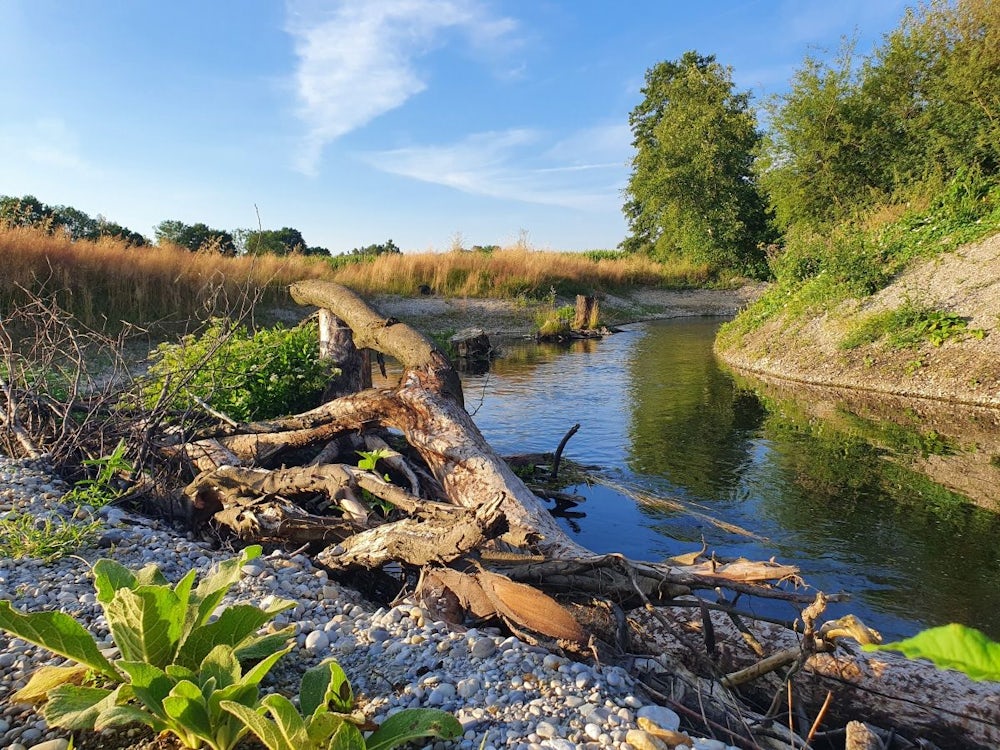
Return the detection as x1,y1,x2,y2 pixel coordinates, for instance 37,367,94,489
329,248,710,297
0,226,332,328
0,228,712,328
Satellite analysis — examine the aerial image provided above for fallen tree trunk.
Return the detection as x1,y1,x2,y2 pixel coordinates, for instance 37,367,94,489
167,280,997,749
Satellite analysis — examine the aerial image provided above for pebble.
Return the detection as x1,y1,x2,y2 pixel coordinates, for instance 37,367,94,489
0,455,729,750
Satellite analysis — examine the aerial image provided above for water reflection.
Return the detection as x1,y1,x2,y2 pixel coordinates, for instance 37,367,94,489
462,319,1000,641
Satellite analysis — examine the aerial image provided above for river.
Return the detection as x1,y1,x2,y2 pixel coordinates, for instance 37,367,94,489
459,318,1000,642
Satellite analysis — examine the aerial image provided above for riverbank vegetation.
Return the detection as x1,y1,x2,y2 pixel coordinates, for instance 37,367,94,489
0,224,714,329
716,0,1000,347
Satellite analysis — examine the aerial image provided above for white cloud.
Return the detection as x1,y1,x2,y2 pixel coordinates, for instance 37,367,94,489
285,0,517,174
0,117,88,170
361,126,630,211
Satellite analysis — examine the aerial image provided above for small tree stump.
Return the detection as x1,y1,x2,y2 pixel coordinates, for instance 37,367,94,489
318,308,371,398
449,328,492,365
572,295,599,330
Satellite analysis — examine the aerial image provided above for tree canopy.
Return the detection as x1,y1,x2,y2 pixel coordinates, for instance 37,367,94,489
622,51,770,277
154,220,236,255
0,195,147,246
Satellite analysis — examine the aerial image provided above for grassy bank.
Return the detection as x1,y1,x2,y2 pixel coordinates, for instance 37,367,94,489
0,227,719,329
717,175,1000,351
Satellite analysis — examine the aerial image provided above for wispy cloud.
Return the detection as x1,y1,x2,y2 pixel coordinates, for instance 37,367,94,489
0,117,88,170
285,0,517,174
361,125,630,211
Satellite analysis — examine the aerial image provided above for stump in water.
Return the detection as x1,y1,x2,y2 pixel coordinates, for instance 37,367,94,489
572,294,599,331
449,327,493,373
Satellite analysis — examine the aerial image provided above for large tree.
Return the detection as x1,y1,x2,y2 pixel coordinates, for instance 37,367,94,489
622,52,770,276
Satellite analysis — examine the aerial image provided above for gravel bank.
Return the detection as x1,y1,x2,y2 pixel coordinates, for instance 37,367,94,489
0,456,738,750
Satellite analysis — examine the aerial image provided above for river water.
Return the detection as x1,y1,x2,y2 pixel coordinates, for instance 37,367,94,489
459,318,1000,642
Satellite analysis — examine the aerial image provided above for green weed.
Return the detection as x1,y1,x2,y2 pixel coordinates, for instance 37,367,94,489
0,512,102,562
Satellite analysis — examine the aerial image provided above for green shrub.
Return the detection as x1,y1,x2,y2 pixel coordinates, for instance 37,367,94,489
535,305,575,337
141,320,336,422
62,439,132,509
0,546,295,748
221,658,462,750
841,302,984,351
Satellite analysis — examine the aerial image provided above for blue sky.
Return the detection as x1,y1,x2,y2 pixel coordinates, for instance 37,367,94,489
1,1,909,253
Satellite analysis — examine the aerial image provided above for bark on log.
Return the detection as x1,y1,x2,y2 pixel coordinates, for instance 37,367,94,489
573,294,599,330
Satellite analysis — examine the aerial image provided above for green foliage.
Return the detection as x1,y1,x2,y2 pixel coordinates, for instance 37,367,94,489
760,0,1000,233
141,320,335,422
535,305,575,337
345,239,402,257
841,302,984,351
721,174,1000,342
623,51,771,277
62,439,132,508
0,512,103,563
582,249,626,262
0,546,295,748
1,194,147,245
864,623,1000,682
156,220,236,255
221,658,462,750
239,227,324,256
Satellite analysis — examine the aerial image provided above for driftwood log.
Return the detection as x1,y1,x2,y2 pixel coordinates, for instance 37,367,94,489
167,281,998,749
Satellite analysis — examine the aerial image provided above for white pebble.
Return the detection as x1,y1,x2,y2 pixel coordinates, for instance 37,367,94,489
636,705,680,732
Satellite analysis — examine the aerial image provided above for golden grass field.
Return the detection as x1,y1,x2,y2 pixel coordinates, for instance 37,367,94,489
0,226,713,328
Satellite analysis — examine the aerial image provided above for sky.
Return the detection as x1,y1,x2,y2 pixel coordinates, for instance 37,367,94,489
1,0,911,254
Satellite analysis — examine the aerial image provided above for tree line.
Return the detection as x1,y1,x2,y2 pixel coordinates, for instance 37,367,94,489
0,195,402,261
623,0,999,277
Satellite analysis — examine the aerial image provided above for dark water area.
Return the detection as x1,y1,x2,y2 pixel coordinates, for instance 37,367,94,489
461,318,1000,642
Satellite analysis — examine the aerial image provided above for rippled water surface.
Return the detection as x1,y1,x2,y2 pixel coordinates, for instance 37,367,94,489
461,318,1000,641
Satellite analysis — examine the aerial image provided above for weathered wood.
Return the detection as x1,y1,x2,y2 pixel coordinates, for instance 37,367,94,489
572,294,599,330
318,308,370,398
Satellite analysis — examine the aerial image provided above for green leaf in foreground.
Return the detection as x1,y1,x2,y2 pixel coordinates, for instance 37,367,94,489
365,709,463,750
864,623,1000,681
0,601,118,680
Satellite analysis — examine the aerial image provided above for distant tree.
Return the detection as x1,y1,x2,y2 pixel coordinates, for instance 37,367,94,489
242,227,306,256
0,195,53,229
348,238,401,256
1,195,147,245
155,220,234,255
622,52,770,276
303,244,331,256
51,205,100,241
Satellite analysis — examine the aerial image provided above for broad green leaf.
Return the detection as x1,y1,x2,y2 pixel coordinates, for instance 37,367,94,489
365,709,462,750
92,559,138,604
191,545,262,628
307,711,348,745
176,602,293,669
327,718,365,750
117,660,173,719
864,623,1000,681
301,659,352,716
0,601,118,680
239,645,292,688
200,644,241,691
221,698,298,750
162,679,213,743
134,561,171,587
42,684,119,730
96,703,161,731
13,664,91,703
105,586,185,667
261,693,308,744
235,627,296,663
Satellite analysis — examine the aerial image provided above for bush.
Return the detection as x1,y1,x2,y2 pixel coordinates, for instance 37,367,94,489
141,320,336,422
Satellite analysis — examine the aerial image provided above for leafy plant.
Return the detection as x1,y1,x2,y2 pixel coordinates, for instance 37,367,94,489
63,439,132,508
864,624,1000,682
0,545,295,748
140,320,336,423
535,305,575,338
356,450,394,515
221,658,462,750
841,302,984,351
